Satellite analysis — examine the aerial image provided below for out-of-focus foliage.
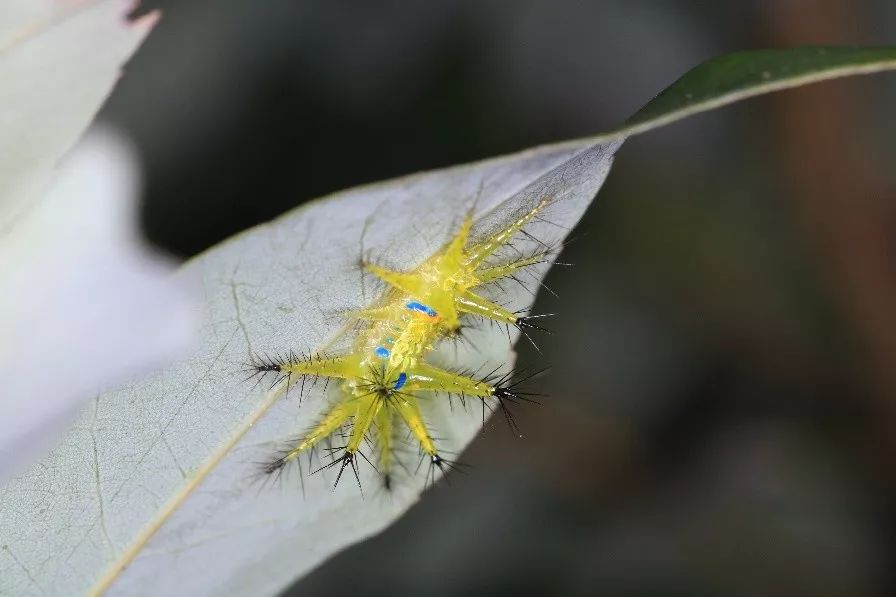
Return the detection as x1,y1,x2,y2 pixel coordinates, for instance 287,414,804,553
0,0,197,485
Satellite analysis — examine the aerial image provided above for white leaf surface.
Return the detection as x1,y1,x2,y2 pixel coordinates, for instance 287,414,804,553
0,127,199,483
0,137,620,596
0,0,187,484
0,0,158,233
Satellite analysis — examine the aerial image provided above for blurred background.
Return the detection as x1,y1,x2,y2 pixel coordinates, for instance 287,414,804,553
108,1,896,595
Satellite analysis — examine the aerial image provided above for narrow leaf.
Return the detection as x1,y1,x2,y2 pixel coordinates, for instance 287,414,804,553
594,46,896,141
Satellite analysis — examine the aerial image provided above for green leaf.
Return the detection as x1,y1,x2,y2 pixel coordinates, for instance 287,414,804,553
595,46,896,141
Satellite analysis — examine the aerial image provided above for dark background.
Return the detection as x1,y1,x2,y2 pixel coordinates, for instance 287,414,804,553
106,1,896,595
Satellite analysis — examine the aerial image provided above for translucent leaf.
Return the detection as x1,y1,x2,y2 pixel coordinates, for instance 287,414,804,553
0,138,620,596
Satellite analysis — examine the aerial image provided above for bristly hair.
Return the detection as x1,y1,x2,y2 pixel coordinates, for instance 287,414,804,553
311,449,365,494
243,350,337,401
422,453,470,489
248,186,571,497
415,362,548,438
482,367,548,437
248,440,310,499
515,312,555,334
511,312,554,354
480,232,575,302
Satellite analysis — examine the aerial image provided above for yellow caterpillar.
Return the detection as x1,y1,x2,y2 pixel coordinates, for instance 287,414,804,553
250,197,553,490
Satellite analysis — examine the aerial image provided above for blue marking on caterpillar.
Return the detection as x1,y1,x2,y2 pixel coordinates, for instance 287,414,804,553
374,346,390,359
406,301,437,318
393,372,407,390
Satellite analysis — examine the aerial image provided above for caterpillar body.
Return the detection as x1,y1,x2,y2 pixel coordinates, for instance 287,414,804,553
250,195,555,490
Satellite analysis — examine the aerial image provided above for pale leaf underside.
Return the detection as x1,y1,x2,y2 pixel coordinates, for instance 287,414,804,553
0,139,619,596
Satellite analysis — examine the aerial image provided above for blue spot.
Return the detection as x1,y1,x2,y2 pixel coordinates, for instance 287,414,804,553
386,337,395,344
406,301,437,318
374,346,390,359
393,372,407,390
